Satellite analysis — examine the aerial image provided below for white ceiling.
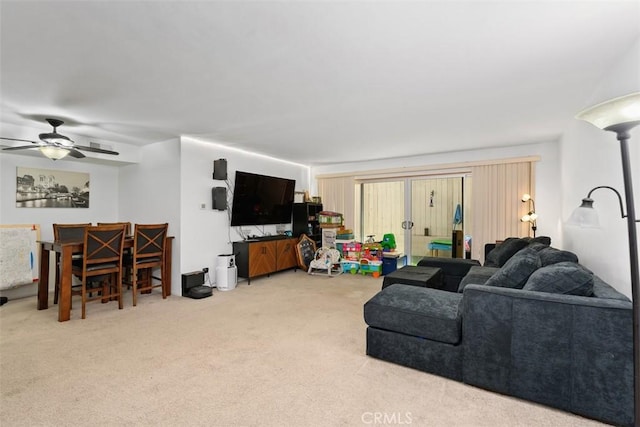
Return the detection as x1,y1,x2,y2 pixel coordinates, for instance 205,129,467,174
1,1,639,166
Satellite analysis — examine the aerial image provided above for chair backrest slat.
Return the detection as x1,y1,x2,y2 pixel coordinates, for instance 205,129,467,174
53,223,91,242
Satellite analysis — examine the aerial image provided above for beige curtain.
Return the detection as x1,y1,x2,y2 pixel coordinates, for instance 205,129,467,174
470,162,534,262
317,176,356,230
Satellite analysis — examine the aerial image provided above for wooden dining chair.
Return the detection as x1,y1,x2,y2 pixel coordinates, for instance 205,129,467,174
97,222,132,236
71,224,127,319
97,222,133,281
126,223,168,307
52,223,91,305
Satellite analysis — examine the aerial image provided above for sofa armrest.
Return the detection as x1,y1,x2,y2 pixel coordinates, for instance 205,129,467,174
416,257,480,292
461,284,633,426
484,243,496,260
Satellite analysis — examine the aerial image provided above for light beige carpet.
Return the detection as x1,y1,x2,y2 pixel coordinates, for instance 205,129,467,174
0,270,604,426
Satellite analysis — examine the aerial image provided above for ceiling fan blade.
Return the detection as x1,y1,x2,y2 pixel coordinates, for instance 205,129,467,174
2,119,118,159
0,136,39,144
68,148,86,158
74,144,119,155
2,145,39,151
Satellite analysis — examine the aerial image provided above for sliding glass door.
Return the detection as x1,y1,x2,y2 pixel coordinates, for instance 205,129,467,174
360,175,469,264
360,180,406,253
410,177,464,261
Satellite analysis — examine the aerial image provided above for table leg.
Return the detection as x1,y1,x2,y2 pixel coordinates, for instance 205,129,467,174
165,237,172,296
58,245,73,322
37,244,50,310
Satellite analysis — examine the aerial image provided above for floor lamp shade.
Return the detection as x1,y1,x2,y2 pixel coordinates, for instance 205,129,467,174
567,199,600,227
576,92,640,130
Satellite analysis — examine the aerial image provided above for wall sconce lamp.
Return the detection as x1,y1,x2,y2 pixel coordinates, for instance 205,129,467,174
520,193,537,237
573,92,640,426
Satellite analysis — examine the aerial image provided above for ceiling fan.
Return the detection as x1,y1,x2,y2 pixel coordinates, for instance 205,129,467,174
0,118,119,160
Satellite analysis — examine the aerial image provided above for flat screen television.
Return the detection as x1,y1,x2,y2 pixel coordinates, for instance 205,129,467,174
230,171,296,226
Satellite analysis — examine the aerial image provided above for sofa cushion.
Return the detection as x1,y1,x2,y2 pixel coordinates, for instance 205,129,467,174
382,265,443,290
484,247,541,289
539,247,579,266
524,235,552,246
457,266,500,292
484,237,530,267
416,257,481,292
363,284,463,345
523,262,594,296
592,276,630,301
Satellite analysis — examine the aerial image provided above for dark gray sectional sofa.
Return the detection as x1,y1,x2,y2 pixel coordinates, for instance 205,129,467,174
364,237,634,426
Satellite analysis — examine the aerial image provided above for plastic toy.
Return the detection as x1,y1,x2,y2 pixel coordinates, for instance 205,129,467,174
308,247,342,277
359,258,382,277
342,241,362,261
380,233,397,251
341,260,360,274
362,242,383,261
359,242,383,277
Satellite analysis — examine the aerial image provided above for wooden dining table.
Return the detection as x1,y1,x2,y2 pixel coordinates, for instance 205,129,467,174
37,236,174,321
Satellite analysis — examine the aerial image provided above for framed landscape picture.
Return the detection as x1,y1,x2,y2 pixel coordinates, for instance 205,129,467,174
16,167,90,208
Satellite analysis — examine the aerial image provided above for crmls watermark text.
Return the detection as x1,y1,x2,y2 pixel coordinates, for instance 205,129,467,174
361,412,413,425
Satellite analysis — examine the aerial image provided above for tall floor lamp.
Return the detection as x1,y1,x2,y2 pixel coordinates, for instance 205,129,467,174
572,92,640,426
520,193,538,237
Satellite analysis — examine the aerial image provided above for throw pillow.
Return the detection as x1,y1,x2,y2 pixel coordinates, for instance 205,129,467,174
484,247,541,289
539,247,579,266
484,237,530,267
526,242,549,252
523,236,552,246
523,262,594,296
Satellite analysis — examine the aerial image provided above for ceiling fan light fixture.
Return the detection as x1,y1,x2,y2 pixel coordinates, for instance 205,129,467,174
1,117,118,158
40,145,70,160
39,132,74,147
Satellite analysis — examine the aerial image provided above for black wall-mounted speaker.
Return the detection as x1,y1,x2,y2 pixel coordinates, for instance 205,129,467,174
213,158,227,180
212,187,227,211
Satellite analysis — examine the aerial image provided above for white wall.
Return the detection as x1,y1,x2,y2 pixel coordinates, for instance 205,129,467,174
119,139,182,294
179,137,310,286
0,151,120,299
561,36,640,298
1,133,310,300
311,140,562,247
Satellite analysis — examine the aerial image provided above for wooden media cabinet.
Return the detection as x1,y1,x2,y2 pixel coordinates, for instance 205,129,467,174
233,236,298,284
